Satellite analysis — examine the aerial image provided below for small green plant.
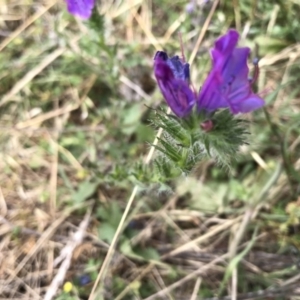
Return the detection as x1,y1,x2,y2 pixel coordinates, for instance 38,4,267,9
152,107,249,179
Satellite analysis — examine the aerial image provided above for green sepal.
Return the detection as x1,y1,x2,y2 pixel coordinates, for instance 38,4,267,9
150,107,250,180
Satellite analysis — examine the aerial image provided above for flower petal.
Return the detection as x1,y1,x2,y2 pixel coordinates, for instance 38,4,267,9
154,53,174,81
154,51,190,82
167,56,190,81
198,29,265,114
217,48,250,87
160,79,195,117
197,70,228,112
154,54,195,117
214,29,239,54
66,0,95,19
229,94,265,114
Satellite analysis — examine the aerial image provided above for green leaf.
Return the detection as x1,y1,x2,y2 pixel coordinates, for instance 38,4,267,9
218,226,258,295
120,239,144,261
98,223,116,244
96,201,122,227
121,104,143,135
176,177,226,213
255,36,289,55
120,240,160,262
134,247,160,261
72,180,98,203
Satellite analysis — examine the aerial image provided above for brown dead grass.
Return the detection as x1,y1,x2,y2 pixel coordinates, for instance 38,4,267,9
1,0,300,300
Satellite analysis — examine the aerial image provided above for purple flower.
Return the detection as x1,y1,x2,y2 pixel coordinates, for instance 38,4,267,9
197,29,265,114
153,30,264,117
66,0,95,19
153,51,195,118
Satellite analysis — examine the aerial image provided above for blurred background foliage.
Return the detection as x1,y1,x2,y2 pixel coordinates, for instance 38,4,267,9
0,0,300,299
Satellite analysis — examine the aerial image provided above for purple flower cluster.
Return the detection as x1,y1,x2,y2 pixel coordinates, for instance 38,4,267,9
65,0,95,19
154,30,265,117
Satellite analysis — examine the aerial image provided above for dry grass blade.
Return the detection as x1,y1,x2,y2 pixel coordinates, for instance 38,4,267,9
88,185,138,300
88,123,166,299
190,277,202,300
0,0,58,52
188,0,219,65
2,0,300,299
0,187,7,216
43,210,91,300
143,252,230,300
165,216,242,258
0,213,67,294
0,47,65,107
143,235,265,300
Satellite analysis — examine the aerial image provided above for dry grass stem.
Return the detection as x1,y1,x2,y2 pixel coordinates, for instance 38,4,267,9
1,1,299,299
190,277,202,300
0,0,58,52
188,0,219,65
43,210,91,300
166,216,243,258
1,47,65,106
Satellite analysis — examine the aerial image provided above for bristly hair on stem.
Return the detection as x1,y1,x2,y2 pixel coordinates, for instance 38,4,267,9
150,107,249,180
